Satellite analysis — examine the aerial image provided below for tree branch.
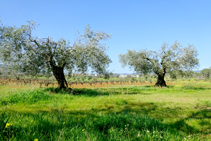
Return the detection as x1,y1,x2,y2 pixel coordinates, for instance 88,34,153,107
144,57,154,64
160,54,168,65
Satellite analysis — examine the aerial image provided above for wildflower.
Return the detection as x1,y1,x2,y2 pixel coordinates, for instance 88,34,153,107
34,139,38,141
82,129,85,132
146,130,149,133
5,123,13,128
125,124,129,127
137,133,141,137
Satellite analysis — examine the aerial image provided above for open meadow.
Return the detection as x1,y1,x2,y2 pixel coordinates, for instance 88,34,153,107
0,80,211,141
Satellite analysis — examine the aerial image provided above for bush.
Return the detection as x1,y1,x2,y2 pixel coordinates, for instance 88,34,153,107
104,74,110,79
87,76,92,80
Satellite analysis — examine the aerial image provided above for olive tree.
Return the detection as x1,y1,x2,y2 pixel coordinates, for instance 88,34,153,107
0,21,112,89
201,68,211,79
119,42,199,87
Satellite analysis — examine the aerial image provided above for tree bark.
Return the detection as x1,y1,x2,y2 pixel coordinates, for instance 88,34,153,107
51,65,68,89
155,73,166,87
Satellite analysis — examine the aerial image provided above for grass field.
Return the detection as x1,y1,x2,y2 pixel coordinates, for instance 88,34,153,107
0,80,211,140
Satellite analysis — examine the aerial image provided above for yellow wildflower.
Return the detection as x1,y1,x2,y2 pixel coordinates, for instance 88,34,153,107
82,129,85,132
5,123,13,128
34,139,38,141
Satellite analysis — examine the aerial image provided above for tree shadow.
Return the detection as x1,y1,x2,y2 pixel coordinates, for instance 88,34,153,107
169,109,211,134
43,85,211,97
181,85,211,90
43,87,151,97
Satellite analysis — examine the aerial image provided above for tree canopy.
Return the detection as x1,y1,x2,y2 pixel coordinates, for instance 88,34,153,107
0,21,112,88
201,68,211,79
119,41,199,86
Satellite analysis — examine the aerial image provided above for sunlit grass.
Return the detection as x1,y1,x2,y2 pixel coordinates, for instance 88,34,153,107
0,81,211,140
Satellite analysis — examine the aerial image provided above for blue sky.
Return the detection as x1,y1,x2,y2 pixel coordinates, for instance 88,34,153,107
0,0,211,73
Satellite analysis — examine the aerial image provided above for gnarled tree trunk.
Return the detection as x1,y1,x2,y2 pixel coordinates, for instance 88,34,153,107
155,73,166,87
51,65,68,89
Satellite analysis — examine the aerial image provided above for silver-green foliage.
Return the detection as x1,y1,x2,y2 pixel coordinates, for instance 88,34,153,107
0,21,111,77
119,42,199,77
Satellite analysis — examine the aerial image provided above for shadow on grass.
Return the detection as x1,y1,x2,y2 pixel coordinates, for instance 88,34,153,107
2,100,210,137
139,85,211,91
0,111,186,141
43,85,211,97
44,87,151,97
169,109,211,134
181,85,211,90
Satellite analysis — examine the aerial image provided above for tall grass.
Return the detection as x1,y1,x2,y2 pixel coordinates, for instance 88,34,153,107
0,112,200,141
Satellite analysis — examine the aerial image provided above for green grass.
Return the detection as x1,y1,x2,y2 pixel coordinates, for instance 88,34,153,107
0,81,211,140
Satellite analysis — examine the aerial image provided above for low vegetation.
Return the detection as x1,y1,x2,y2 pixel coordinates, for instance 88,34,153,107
0,80,211,140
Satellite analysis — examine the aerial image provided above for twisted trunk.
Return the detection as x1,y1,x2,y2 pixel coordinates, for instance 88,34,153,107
155,65,167,87
51,65,68,89
155,72,166,87
144,53,168,87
